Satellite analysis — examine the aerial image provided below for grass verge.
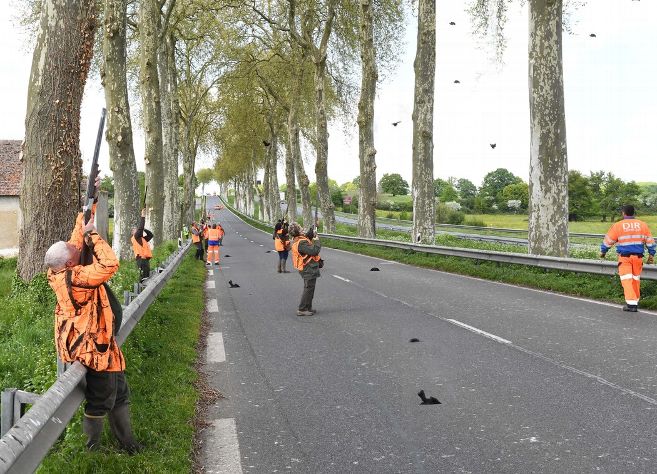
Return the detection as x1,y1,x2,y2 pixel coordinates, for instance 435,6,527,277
225,202,657,310
38,248,205,473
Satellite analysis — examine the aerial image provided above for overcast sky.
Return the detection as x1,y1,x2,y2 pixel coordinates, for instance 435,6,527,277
1,0,655,192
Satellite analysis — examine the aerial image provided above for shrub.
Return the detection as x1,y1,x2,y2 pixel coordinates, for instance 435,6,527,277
447,211,465,225
386,212,394,219
464,217,487,227
436,203,464,224
399,211,411,221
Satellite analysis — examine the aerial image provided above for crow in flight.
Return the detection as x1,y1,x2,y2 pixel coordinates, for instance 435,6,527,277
490,143,497,149
449,21,456,25
392,121,401,126
263,140,271,147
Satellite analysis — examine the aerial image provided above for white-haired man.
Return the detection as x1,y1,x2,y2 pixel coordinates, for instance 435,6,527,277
44,196,142,453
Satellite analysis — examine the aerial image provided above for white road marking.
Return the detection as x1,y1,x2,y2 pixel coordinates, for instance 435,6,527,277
208,269,214,276
259,244,264,247
207,299,219,313
207,332,226,362
446,319,512,345
206,280,215,289
332,274,351,283
204,418,243,474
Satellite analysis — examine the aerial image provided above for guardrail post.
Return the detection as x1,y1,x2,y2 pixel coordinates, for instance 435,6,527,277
56,359,71,377
124,290,131,306
134,282,140,295
1,389,17,436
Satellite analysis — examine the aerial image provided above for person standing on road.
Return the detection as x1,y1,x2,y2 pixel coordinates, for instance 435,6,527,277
600,204,656,312
274,222,291,273
44,182,142,453
131,208,153,282
206,223,225,266
191,222,204,260
289,222,321,316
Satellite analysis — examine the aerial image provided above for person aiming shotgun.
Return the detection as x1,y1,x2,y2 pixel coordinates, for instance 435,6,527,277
43,109,142,453
131,186,153,283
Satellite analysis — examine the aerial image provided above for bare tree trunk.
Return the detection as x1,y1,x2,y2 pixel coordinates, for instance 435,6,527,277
168,34,182,235
180,118,197,224
284,138,297,222
263,154,271,221
139,0,164,244
289,112,312,226
18,0,96,280
246,172,255,218
314,59,336,233
268,137,280,221
159,33,179,241
357,0,378,238
527,0,569,257
102,0,139,261
411,0,436,245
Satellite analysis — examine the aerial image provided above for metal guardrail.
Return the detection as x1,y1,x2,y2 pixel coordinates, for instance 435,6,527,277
0,241,191,474
318,233,657,280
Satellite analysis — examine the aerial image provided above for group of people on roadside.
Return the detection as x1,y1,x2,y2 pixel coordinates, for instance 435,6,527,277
273,218,322,317
190,219,225,265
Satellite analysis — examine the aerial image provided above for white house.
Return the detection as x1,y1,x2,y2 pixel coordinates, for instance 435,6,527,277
0,140,22,257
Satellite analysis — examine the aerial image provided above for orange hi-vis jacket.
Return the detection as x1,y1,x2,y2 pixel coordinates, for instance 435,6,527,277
291,236,320,270
47,213,125,372
274,229,289,252
131,235,152,259
601,218,656,257
208,226,224,243
191,225,201,243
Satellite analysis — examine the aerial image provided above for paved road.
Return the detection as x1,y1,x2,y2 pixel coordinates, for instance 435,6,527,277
198,204,657,473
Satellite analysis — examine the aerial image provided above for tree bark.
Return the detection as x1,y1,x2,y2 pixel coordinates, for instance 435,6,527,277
18,0,97,280
181,127,197,225
411,0,436,245
284,138,297,222
527,0,569,257
159,32,179,241
314,59,336,233
139,0,164,244
288,107,312,227
268,136,280,222
263,150,272,221
357,0,378,238
102,0,139,261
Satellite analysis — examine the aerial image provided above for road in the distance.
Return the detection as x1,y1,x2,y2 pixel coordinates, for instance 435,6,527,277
199,200,657,473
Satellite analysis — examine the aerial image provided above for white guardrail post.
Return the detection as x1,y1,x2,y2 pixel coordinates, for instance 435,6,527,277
0,241,191,474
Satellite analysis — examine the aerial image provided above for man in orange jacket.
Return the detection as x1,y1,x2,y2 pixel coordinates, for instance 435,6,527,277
206,223,225,265
191,221,204,260
600,204,656,312
44,184,142,453
289,222,321,316
131,208,153,282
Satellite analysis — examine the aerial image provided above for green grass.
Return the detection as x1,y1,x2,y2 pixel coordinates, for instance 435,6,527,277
38,248,204,473
225,201,657,309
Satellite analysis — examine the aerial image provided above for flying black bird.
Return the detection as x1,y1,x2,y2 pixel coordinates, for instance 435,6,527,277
589,33,596,38
392,121,401,126
228,280,240,288
453,80,460,84
490,143,497,149
370,267,380,271
449,21,456,25
418,390,441,405
263,140,271,147
409,338,420,343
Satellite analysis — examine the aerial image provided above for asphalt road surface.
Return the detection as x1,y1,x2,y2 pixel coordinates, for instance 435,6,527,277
198,203,657,473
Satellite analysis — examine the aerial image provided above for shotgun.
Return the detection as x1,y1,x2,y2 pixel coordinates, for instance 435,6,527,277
80,108,106,266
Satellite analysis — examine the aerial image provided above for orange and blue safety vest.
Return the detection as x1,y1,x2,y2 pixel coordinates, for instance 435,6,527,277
601,217,656,257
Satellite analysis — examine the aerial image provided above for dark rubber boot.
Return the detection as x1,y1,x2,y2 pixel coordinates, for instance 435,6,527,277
83,415,104,451
108,404,144,454
623,304,638,312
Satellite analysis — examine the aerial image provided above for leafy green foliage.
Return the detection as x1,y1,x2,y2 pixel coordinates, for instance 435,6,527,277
379,173,409,196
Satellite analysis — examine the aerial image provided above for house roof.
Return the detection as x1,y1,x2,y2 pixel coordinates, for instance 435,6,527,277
0,140,23,196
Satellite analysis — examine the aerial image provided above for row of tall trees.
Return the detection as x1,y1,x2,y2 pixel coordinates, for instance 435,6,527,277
16,0,588,279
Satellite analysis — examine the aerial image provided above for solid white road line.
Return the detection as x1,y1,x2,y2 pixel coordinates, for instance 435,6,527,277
204,418,243,474
332,274,351,283
206,280,216,289
207,332,226,362
208,299,219,313
446,319,512,345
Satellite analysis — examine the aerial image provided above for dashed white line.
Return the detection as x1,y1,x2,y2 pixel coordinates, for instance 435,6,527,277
206,280,216,289
208,269,214,276
204,418,243,474
446,319,512,345
207,299,219,313
207,332,226,362
332,274,351,283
